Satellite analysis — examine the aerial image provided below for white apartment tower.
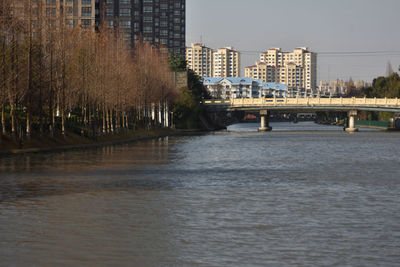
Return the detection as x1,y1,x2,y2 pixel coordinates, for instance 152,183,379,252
213,47,240,77
186,43,214,78
247,47,317,91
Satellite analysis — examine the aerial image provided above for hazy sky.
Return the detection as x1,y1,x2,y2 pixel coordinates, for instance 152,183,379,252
186,0,400,82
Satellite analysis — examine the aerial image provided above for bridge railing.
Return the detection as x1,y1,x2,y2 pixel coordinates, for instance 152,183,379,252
204,97,400,107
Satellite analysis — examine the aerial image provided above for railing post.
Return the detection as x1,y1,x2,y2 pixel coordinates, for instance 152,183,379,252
374,97,377,105
364,96,366,104
385,97,388,105
340,97,343,105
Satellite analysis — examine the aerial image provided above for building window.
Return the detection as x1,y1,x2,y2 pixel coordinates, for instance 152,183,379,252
46,8,56,17
143,36,153,43
143,16,153,23
82,0,91,4
143,6,153,13
81,19,91,29
143,26,153,33
119,8,131,16
120,20,131,28
81,7,92,17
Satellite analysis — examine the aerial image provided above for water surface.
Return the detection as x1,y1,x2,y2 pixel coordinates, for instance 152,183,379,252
0,122,399,266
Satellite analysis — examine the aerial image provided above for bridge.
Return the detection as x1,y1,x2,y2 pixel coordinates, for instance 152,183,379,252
204,97,400,132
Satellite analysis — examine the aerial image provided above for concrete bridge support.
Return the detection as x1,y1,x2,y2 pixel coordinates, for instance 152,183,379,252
345,110,359,132
259,110,272,131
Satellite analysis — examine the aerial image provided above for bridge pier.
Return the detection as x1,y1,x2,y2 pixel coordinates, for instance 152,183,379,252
259,110,272,131
345,110,359,132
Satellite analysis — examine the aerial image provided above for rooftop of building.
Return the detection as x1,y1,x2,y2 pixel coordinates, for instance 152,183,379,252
203,77,288,91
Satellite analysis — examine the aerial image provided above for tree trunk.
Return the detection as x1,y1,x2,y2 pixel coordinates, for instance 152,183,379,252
61,109,65,138
110,109,114,133
106,108,110,133
125,113,129,130
26,108,31,140
1,104,5,135
11,103,15,139
102,105,106,134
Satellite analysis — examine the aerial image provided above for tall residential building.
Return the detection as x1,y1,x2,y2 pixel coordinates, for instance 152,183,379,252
245,47,317,91
186,43,213,78
97,0,186,54
11,0,95,31
213,47,240,78
244,62,277,82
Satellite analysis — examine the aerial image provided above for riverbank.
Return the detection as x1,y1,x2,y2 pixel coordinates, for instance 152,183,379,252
0,128,204,157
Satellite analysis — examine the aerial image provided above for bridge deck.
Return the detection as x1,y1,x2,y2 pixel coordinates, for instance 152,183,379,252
204,97,400,112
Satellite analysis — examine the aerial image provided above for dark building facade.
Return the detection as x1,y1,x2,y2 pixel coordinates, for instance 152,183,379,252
96,0,186,55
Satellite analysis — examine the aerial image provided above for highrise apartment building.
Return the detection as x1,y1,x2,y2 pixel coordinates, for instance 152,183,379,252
97,0,186,54
186,44,241,78
186,43,213,78
245,47,317,91
213,47,240,77
244,62,277,82
11,0,95,31
11,0,185,54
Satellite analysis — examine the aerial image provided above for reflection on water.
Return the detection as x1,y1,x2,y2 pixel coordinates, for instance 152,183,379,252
0,137,173,202
0,122,399,266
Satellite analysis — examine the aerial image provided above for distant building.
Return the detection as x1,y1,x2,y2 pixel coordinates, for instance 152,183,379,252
318,79,372,97
186,43,214,78
354,80,372,89
186,44,241,78
97,0,186,54
213,47,240,78
244,62,277,82
245,47,317,95
12,0,186,54
318,80,347,97
203,77,287,99
11,0,96,32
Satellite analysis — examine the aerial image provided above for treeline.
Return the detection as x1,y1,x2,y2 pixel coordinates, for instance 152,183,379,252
0,0,176,142
363,72,400,99
347,69,400,99
346,70,400,121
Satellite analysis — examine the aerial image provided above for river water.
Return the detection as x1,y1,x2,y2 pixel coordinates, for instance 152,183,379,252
0,122,399,266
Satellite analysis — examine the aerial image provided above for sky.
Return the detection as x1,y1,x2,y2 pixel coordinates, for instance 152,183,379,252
186,0,400,83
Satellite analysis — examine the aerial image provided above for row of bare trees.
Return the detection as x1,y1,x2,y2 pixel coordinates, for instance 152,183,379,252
0,0,176,142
